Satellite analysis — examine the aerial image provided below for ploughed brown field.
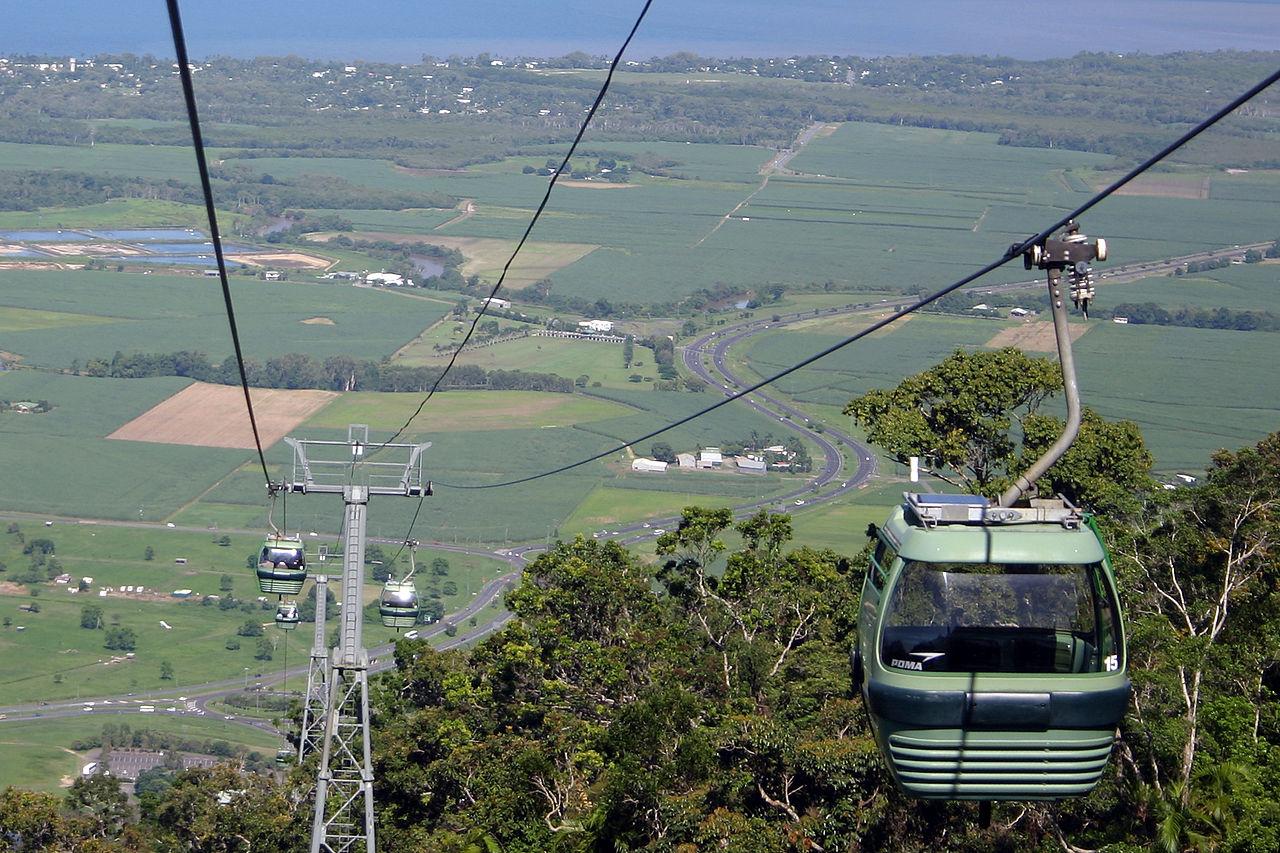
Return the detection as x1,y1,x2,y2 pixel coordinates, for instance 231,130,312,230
108,381,337,449
986,321,1090,353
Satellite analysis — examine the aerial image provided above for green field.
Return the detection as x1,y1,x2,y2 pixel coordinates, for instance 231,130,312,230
561,485,739,536
0,268,446,367
0,716,282,793
0,199,243,231
737,305,1280,477
0,521,512,703
0,141,231,182
1099,262,1280,313
396,334,661,388
0,372,249,520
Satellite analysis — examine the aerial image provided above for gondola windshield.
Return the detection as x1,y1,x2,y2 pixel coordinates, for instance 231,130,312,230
880,561,1121,675
261,545,303,567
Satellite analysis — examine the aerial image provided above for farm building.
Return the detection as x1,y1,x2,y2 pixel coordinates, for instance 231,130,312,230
263,271,282,281
699,448,723,468
481,297,510,310
632,458,668,473
676,453,697,469
364,272,412,287
735,456,767,472
578,319,615,333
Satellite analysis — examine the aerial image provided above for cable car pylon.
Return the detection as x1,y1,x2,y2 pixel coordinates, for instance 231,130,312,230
281,425,432,853
299,566,329,762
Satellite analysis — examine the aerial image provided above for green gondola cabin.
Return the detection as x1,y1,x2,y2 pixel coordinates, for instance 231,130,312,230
275,600,300,629
379,579,419,629
854,493,1129,801
257,535,307,595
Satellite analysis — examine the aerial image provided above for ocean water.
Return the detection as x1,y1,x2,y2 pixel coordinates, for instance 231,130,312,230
13,1,1280,61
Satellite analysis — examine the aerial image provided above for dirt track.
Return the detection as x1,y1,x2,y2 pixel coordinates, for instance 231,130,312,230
108,382,336,449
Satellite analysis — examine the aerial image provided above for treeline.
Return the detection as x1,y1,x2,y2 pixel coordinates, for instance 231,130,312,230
75,349,574,393
0,167,455,216
0,170,201,210
1106,301,1280,332
70,723,262,764
7,50,1274,169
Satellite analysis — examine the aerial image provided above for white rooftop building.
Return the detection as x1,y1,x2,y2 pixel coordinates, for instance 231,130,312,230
364,272,412,287
578,319,615,333
698,448,723,468
631,458,668,473
676,452,697,469
735,456,766,472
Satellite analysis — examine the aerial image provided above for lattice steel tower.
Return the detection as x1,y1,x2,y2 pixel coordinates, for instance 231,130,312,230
283,425,431,853
299,564,329,762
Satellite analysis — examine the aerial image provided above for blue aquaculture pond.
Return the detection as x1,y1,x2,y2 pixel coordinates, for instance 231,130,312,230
0,230,87,241
83,228,206,241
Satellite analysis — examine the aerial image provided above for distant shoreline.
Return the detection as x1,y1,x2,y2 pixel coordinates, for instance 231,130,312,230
10,0,1280,63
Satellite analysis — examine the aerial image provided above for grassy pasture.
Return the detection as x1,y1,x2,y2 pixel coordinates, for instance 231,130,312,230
0,268,446,366
787,486,899,558
395,335,654,388
304,207,462,233
313,232,598,288
560,485,738,536
0,521,512,703
0,716,282,793
0,306,114,333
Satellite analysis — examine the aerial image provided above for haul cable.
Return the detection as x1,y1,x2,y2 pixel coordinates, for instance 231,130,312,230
166,0,273,490
434,65,1280,491
375,0,656,453
385,0,655,562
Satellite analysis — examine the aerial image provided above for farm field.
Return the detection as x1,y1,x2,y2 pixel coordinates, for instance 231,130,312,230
0,141,231,182
738,305,1280,476
0,268,447,367
0,199,242,231
1098,262,1280,313
109,383,337,449
0,372,251,521
396,334,656,388
561,485,742,537
0,716,283,793
303,389,632,432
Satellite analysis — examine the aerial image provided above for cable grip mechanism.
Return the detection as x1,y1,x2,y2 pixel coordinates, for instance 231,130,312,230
1020,221,1107,318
